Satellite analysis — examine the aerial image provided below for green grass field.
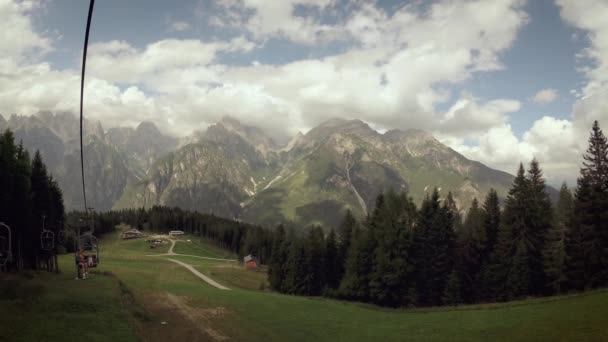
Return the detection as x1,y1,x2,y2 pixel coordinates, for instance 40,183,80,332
1,230,607,341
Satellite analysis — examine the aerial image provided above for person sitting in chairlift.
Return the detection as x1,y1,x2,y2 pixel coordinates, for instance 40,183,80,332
78,249,88,278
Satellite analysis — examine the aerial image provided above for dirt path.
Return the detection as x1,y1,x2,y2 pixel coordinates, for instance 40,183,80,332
146,237,234,290
156,253,237,262
165,293,229,341
168,238,176,254
167,258,230,290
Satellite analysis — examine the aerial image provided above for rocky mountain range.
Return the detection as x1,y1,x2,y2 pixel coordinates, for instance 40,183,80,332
2,112,518,228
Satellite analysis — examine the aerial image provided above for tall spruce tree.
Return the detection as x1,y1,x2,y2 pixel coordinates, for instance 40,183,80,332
481,189,501,261
411,189,456,306
369,190,417,307
284,237,308,295
483,164,527,301
304,226,326,296
526,159,553,296
325,229,340,290
338,225,374,302
336,209,357,283
268,224,288,291
566,120,608,289
543,183,572,294
457,198,485,303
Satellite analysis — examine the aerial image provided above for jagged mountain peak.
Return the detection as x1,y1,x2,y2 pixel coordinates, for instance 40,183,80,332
315,118,375,133
382,128,437,144
282,131,305,151
207,116,278,157
296,118,380,151
218,115,243,128
135,121,162,135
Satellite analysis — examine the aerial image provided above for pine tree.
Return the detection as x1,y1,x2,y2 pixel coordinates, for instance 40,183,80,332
457,198,485,303
481,189,501,261
284,237,308,295
337,209,356,284
304,226,326,296
443,269,462,305
268,225,287,291
525,159,553,296
566,120,608,289
411,189,456,306
338,226,374,302
325,229,340,290
506,238,531,299
482,164,527,301
369,191,417,307
543,183,572,294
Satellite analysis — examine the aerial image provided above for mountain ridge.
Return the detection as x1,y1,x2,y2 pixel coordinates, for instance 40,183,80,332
3,112,526,227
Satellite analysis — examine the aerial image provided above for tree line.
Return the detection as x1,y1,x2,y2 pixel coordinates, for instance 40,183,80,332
266,121,608,307
85,205,273,263
4,120,606,308
0,129,65,272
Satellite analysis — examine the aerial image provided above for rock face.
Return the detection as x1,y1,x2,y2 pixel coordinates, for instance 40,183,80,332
3,112,520,227
116,117,515,228
2,112,175,211
106,121,178,172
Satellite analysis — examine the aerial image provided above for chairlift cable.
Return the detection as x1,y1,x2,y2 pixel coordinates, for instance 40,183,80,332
79,0,95,216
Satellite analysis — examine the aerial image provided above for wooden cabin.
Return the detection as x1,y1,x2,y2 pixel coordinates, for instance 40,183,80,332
121,229,144,240
244,254,259,269
169,230,184,237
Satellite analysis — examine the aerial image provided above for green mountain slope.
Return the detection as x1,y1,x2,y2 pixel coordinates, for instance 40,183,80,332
117,117,516,228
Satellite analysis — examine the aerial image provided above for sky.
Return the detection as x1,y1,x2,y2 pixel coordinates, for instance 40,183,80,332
1,0,608,186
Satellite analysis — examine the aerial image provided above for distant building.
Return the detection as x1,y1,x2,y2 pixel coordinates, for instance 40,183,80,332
244,254,259,269
121,229,144,240
169,230,184,237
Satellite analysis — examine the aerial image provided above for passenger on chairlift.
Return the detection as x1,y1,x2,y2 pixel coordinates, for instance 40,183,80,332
77,249,88,278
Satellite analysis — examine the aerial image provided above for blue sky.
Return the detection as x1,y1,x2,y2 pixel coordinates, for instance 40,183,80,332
38,0,586,138
2,0,608,184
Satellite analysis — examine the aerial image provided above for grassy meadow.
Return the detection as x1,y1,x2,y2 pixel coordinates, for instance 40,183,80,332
1,230,607,341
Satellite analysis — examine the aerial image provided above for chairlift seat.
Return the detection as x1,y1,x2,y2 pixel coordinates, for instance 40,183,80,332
40,230,55,251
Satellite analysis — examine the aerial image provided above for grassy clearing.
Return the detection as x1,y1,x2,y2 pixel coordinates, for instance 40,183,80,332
194,263,269,291
0,270,137,342
172,238,236,259
2,230,607,342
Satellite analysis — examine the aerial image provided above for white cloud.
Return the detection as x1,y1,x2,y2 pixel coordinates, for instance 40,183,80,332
0,0,51,63
440,1,608,185
532,88,559,104
10,0,595,185
444,117,580,184
557,0,608,97
169,21,191,32
440,96,520,137
212,0,339,44
23,0,516,141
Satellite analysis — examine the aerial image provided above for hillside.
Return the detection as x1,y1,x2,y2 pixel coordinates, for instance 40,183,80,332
118,117,515,227
1,232,606,341
3,112,517,226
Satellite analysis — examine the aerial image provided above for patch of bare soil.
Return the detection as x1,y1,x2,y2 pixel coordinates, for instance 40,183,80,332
133,292,230,342
166,293,230,341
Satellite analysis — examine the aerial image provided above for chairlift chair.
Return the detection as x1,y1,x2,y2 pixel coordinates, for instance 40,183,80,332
78,232,99,267
0,222,12,267
41,229,55,251
57,230,67,244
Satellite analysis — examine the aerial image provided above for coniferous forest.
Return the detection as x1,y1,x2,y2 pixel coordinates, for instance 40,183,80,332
0,130,65,272
2,121,608,308
266,121,608,306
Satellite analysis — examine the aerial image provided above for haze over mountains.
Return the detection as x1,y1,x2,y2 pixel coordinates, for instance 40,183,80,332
1,112,516,227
